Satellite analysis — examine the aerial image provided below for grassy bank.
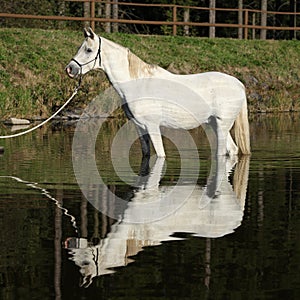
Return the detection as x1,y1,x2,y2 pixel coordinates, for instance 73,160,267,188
1,28,300,119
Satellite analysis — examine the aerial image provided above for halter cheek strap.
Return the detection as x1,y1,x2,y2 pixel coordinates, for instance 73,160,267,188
71,36,102,71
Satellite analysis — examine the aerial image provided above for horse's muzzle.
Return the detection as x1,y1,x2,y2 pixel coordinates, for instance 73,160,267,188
65,62,79,78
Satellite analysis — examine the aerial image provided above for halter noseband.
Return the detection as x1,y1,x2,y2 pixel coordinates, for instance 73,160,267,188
71,36,101,72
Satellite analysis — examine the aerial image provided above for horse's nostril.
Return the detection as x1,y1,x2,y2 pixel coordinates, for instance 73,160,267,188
66,66,74,78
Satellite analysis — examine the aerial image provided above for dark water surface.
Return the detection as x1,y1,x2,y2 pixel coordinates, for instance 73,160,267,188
0,114,299,300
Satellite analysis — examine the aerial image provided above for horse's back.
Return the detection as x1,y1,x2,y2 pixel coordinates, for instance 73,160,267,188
169,71,244,92
166,71,246,120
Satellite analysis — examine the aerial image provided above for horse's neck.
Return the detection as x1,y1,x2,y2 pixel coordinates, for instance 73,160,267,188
101,38,131,85
101,38,168,89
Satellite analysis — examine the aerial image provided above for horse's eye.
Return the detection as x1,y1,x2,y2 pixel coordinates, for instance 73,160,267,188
87,48,92,53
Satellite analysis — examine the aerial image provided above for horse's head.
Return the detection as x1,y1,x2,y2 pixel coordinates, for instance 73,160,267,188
65,27,101,78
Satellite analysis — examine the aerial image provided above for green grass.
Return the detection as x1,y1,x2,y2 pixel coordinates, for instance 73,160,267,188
0,27,300,119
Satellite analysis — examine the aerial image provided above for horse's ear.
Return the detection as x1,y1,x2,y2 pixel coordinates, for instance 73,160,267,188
88,27,95,40
84,28,89,38
83,27,95,40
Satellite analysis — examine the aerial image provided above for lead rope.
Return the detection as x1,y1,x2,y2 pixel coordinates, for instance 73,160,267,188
0,76,82,139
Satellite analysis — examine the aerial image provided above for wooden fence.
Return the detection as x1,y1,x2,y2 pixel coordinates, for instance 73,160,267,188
0,1,299,39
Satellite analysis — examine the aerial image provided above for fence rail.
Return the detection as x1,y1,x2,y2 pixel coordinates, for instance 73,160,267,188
0,1,299,39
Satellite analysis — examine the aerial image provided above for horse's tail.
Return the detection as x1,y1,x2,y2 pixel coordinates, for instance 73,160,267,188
234,98,251,155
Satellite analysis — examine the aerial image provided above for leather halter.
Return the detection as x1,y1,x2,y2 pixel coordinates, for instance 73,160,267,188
71,36,101,73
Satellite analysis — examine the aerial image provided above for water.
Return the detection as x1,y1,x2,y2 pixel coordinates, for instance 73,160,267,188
0,114,299,300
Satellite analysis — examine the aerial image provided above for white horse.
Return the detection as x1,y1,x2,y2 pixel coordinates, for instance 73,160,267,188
66,28,250,157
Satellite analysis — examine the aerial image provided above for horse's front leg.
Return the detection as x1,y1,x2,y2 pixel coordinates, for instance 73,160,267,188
147,125,166,158
136,125,151,158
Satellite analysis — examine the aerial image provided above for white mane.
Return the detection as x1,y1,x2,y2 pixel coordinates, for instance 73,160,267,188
101,37,166,80
127,50,159,79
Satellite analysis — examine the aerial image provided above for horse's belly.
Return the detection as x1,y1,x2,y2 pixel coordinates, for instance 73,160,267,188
128,99,210,130
161,105,208,129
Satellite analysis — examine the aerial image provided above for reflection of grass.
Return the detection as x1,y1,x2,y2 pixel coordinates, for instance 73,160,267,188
1,28,300,119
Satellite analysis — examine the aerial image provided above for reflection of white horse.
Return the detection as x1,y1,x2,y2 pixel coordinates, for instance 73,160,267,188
65,156,249,287
66,28,250,157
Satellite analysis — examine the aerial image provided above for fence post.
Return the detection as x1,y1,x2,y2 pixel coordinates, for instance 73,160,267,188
90,0,95,31
173,5,177,36
252,13,256,39
112,0,119,33
184,7,190,36
290,0,297,39
83,0,90,28
238,1,243,39
244,9,248,40
260,1,267,39
105,1,111,33
209,0,216,38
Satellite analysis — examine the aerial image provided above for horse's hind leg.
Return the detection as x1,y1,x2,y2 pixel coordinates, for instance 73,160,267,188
207,116,227,156
226,132,238,156
215,117,233,156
